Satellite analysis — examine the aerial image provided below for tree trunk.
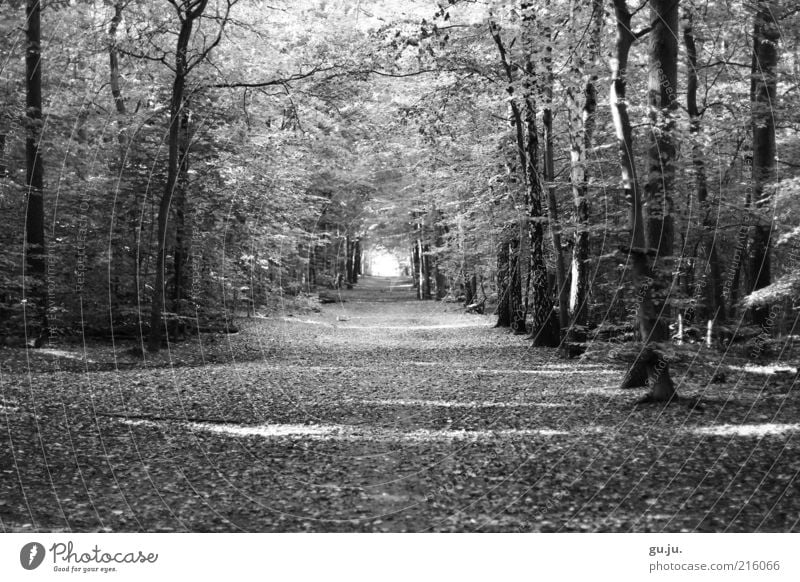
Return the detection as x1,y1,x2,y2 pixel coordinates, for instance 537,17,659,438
543,27,569,343
412,241,421,297
747,0,779,327
495,237,511,327
567,0,601,331
684,8,725,324
524,93,556,346
148,9,197,351
464,271,474,305
517,12,557,346
172,107,191,312
345,235,354,288
421,243,432,299
108,2,127,117
611,0,675,401
353,237,361,281
25,0,47,343
432,219,446,299
644,0,678,323
508,237,524,333
488,20,529,334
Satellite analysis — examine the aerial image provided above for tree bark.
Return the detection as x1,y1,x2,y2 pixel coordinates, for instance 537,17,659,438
543,22,569,343
412,239,421,297
148,2,206,351
683,8,725,324
421,243,432,299
495,236,511,327
747,0,779,327
610,0,675,400
108,2,127,117
25,0,47,343
345,235,354,288
567,0,601,331
508,237,524,332
524,89,556,346
172,107,191,311
644,0,679,321
488,20,529,334
353,237,361,283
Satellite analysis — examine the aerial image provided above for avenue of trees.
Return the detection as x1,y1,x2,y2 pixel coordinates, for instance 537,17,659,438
2,0,799,401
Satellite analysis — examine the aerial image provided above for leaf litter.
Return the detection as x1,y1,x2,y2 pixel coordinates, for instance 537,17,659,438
1,277,799,532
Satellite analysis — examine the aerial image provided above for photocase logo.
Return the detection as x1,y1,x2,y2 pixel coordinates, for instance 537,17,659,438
20,542,46,570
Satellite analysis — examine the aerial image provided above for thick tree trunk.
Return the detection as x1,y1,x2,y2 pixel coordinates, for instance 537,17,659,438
684,8,725,324
747,0,779,327
644,0,678,322
25,0,47,343
611,0,675,401
524,92,557,346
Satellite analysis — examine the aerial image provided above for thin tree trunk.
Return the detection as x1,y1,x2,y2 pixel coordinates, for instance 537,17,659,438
108,2,127,118
352,237,361,283
172,107,191,312
489,20,528,334
543,22,568,342
421,243,432,300
412,241,421,297
567,0,601,331
148,10,196,351
684,8,725,324
25,0,47,343
345,235,353,288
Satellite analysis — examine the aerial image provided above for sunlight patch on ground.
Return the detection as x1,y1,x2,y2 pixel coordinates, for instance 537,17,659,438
121,418,567,441
352,398,566,408
693,424,800,437
195,422,338,437
338,323,489,330
281,317,333,326
37,348,94,363
559,385,628,395
728,364,797,375
468,368,617,376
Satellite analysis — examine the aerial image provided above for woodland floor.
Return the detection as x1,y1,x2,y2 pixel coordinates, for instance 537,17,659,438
1,276,799,532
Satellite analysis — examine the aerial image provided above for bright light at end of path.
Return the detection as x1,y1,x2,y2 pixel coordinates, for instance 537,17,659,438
370,250,401,277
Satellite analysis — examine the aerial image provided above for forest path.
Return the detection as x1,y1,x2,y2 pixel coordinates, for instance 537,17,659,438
2,276,799,532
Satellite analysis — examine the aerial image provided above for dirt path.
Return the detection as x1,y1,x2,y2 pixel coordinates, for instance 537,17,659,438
2,276,799,532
